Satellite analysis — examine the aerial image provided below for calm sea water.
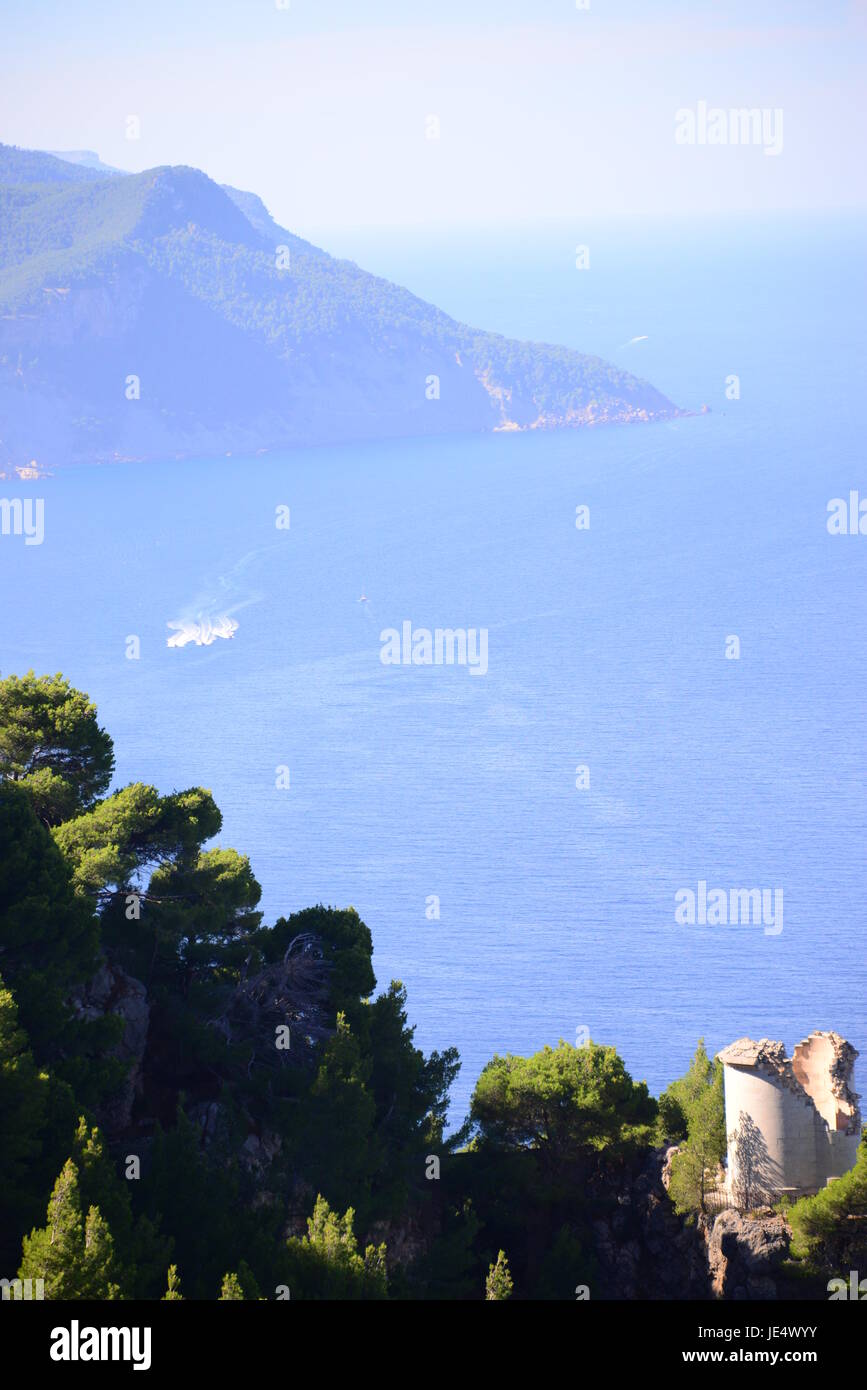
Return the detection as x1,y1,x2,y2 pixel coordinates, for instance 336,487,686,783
2,215,865,1126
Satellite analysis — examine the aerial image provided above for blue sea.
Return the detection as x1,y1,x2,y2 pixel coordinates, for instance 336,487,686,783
2,214,865,1127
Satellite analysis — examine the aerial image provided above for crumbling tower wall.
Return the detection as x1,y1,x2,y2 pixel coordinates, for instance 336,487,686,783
718,1031,860,1206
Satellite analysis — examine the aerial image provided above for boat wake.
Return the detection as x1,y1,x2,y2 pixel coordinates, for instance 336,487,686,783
167,614,240,647
165,536,285,649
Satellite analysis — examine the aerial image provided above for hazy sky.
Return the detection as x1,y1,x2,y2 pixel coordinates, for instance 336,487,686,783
1,0,865,240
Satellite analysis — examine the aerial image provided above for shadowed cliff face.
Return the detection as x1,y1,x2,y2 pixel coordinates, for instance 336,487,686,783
0,145,683,469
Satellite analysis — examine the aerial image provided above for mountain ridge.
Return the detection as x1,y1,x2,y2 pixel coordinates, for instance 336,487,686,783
0,144,685,469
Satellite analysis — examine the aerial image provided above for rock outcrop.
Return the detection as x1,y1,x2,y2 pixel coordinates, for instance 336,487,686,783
68,954,150,1131
589,1145,805,1300
589,1147,711,1298
705,1209,791,1300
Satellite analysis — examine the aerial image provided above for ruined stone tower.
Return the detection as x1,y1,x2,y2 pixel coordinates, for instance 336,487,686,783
718,1031,861,1206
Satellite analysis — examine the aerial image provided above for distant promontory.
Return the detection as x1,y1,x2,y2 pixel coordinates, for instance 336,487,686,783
0,145,684,469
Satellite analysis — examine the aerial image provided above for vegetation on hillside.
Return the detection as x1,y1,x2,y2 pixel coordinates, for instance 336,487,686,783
1,669,860,1299
0,144,680,468
658,1040,727,1215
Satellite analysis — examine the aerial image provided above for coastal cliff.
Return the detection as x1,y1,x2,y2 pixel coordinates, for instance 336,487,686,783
0,145,683,470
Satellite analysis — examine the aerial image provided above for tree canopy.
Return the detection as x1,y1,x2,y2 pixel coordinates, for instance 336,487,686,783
281,1195,388,1301
659,1040,726,1215
2,669,860,1303
0,781,99,1053
18,1158,121,1300
470,1040,657,1170
0,671,114,826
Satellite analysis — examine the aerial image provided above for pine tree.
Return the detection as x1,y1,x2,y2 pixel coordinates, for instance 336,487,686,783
18,1159,121,1299
81,1207,120,1300
297,1013,378,1217
236,1258,263,1300
0,783,99,1056
664,1041,727,1214
69,1117,169,1298
0,977,50,1266
485,1249,514,1300
218,1271,244,1299
163,1265,184,1300
0,671,115,826
282,1194,388,1300
144,1112,247,1300
788,1127,867,1273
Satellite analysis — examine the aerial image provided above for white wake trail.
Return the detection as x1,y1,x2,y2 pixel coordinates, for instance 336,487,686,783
166,614,240,648
166,536,288,649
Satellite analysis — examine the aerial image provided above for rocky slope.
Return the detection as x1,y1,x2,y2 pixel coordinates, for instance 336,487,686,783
73,937,811,1298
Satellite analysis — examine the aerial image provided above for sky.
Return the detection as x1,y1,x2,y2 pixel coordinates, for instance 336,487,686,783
1,0,865,240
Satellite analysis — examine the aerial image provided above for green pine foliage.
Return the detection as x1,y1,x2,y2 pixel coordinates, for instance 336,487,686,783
0,671,114,825
660,1041,726,1215
787,1128,867,1275
485,1250,513,1300
0,779,101,1057
281,1196,388,1301
471,1039,657,1170
18,1159,121,1299
2,670,863,1300
0,977,51,1266
218,1271,244,1300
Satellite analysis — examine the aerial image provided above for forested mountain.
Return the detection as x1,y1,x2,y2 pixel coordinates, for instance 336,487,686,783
0,670,862,1300
0,144,682,470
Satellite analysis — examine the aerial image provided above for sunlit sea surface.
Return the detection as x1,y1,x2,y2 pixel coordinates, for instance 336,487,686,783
3,214,865,1125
